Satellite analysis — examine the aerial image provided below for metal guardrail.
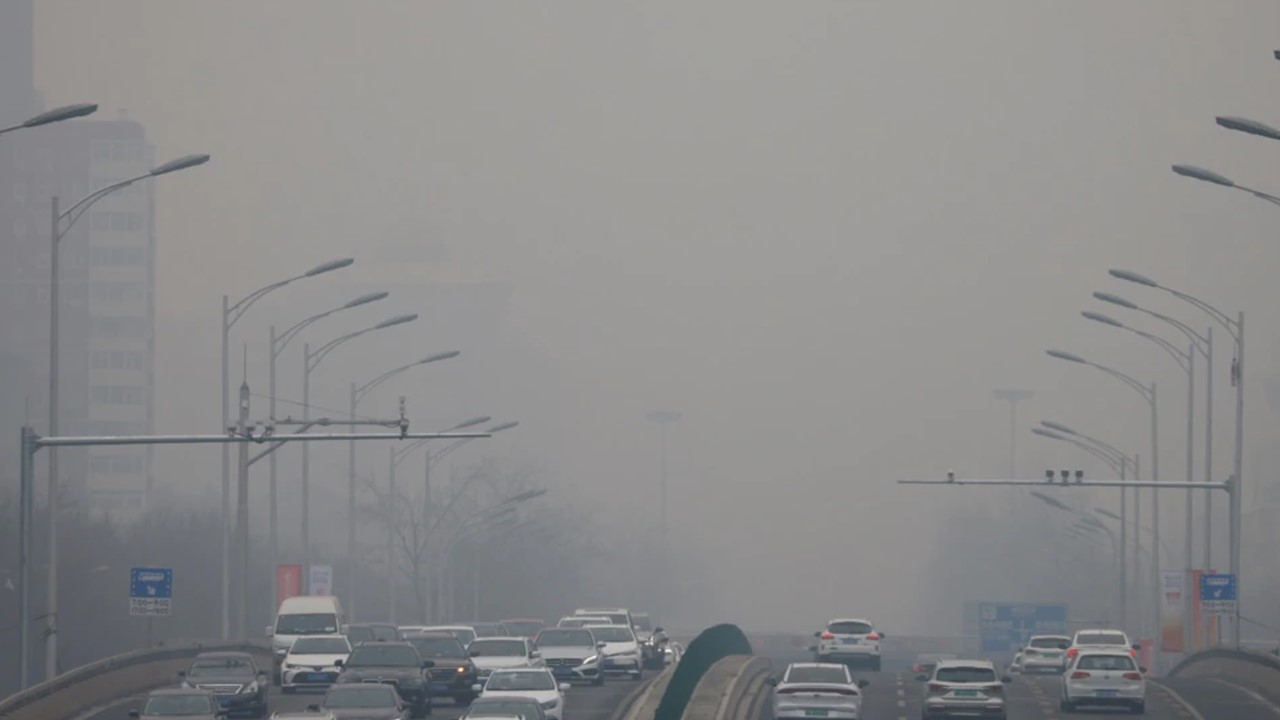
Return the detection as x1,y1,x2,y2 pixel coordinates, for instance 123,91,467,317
0,641,270,720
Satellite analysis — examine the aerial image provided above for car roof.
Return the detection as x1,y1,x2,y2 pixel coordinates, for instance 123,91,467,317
1074,648,1136,656
501,618,545,623
149,688,216,696
1029,634,1072,639
193,651,254,659
351,640,413,648
935,659,996,668
404,631,461,640
428,625,475,631
474,695,541,702
587,624,630,630
786,662,849,670
293,634,349,640
827,618,873,625
1075,628,1127,636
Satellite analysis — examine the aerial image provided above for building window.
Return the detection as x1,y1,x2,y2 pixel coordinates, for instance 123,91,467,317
90,282,146,304
90,317,149,339
91,140,112,162
89,384,146,405
89,247,148,267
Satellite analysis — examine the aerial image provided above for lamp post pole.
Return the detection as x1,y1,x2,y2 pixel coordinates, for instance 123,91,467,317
993,390,1034,478
46,152,209,672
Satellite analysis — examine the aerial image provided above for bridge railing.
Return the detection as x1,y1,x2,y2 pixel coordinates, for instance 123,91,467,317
0,641,270,720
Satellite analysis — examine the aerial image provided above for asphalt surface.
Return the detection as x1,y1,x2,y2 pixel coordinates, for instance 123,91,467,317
760,654,1280,720
84,673,645,720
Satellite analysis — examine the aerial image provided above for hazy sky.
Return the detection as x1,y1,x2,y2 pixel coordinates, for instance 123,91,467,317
34,0,1280,632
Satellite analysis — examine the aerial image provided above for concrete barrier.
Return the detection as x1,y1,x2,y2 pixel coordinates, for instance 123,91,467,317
611,665,677,720
1168,647,1280,700
680,655,771,720
0,642,271,720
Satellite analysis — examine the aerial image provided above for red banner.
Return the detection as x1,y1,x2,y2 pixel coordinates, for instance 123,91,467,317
277,564,302,609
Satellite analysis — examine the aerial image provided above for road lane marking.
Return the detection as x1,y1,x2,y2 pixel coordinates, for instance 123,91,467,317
1151,680,1208,720
1207,678,1280,716
897,699,906,708
897,689,905,697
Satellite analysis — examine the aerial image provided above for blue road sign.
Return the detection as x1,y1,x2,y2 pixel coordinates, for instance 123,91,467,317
1199,573,1237,614
978,603,1068,653
130,567,172,599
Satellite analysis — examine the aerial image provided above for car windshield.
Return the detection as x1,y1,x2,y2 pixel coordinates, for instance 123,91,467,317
472,624,505,637
291,637,350,654
323,686,398,708
590,627,634,642
470,699,541,717
276,613,338,635
558,619,588,628
1029,637,1070,649
346,626,376,643
187,657,254,677
936,667,997,683
486,671,555,691
827,621,873,635
408,636,467,658
142,695,215,716
504,622,543,636
633,616,652,631
346,645,420,667
1077,655,1137,671
786,666,848,684
536,630,594,647
445,628,478,645
1078,633,1127,646
471,639,527,657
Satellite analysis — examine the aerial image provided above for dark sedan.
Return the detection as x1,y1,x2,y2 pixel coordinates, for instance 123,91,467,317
335,642,433,718
130,688,221,719
405,632,478,704
179,652,269,718
311,683,408,720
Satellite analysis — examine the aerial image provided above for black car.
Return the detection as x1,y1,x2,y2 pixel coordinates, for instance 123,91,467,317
462,696,548,720
179,651,269,718
335,641,433,718
347,623,401,644
404,632,478,704
311,683,408,720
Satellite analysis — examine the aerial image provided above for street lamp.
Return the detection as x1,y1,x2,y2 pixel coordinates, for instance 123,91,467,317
42,151,210,677
299,313,418,581
1109,268,1245,646
219,257,352,639
1171,164,1280,208
347,352,461,620
1047,348,1160,650
0,103,98,138
263,291,388,610
1216,116,1280,142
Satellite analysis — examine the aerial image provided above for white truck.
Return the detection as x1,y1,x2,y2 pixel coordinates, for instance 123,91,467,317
266,595,346,684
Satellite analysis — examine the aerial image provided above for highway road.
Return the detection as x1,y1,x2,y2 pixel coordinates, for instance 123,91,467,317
759,655,1280,720
84,674,643,720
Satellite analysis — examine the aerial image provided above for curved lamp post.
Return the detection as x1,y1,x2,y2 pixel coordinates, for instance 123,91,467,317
346,351,461,621
1171,163,1280,208
298,313,418,579
1109,268,1245,647
42,151,210,678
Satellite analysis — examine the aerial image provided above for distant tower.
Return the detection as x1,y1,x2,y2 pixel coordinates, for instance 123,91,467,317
0,0,38,125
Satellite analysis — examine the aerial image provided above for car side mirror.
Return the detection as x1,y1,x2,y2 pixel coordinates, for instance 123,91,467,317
1139,666,1148,673
422,660,435,668
177,670,186,677
596,642,607,649
334,659,344,667
1132,643,1142,651
879,631,886,638
128,712,140,718
470,650,481,657
531,650,541,659
471,683,484,693
915,674,928,682
813,631,821,638
654,627,665,633
765,677,777,686
1001,676,1014,684
857,679,870,689
559,683,571,692
306,705,321,712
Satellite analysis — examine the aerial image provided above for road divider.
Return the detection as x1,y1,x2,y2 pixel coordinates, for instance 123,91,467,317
1167,647,1280,702
680,655,771,720
0,642,270,720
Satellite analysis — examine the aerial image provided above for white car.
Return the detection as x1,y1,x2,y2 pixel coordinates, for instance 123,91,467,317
557,615,611,629
1060,649,1146,714
280,635,352,693
1007,652,1023,675
812,619,882,671
583,625,643,680
475,669,569,720
1020,634,1071,674
468,637,544,678
534,628,607,686
769,663,868,720
921,660,1011,720
1066,629,1138,665
414,625,478,648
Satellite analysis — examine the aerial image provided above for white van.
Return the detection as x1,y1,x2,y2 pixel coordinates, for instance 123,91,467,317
267,595,346,683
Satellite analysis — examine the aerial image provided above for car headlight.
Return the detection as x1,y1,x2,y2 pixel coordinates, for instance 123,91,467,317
541,700,558,710
582,655,598,665
274,648,288,657
242,681,259,694
456,665,470,674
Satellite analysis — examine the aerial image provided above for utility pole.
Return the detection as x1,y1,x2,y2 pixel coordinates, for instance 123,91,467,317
993,389,1034,478
235,377,250,638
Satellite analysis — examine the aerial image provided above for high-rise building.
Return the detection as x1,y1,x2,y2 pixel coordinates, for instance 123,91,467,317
0,0,156,511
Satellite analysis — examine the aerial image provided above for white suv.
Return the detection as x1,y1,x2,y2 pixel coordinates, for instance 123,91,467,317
1061,649,1146,714
812,619,883,671
1065,629,1138,665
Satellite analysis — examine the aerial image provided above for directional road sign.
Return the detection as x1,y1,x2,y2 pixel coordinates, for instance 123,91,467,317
130,567,173,617
1199,573,1236,614
978,603,1068,653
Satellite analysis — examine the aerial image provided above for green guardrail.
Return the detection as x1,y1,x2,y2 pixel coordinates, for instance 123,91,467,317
654,624,753,720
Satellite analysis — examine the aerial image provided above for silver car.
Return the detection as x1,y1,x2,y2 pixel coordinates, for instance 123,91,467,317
768,663,869,720
920,659,1012,720
1020,634,1071,674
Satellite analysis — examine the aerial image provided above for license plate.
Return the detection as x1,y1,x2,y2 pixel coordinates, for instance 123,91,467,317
1044,652,1061,658
1096,690,1119,697
805,711,828,717
552,668,573,677
841,638,859,645
429,684,451,693
304,673,331,682
953,690,980,697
